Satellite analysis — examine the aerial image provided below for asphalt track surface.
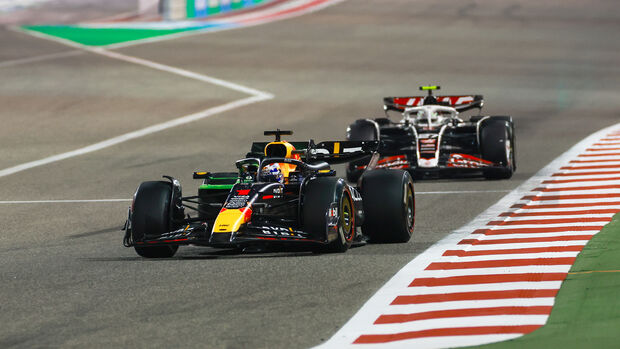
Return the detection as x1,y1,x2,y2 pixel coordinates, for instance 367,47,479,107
1,0,619,348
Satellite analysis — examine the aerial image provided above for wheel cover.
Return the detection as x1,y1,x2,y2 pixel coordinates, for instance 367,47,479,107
340,192,354,242
405,184,415,234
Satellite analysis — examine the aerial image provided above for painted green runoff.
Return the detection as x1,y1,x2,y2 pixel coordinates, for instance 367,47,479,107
22,26,197,46
468,212,620,348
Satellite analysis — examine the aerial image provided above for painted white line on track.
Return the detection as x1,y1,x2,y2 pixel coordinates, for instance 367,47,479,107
0,199,130,204
2,27,274,179
89,48,273,98
0,95,268,178
317,122,620,349
0,50,82,68
4,0,345,177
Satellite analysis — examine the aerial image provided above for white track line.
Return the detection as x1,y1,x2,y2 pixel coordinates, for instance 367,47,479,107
90,48,273,98
0,95,268,178
2,27,275,179
0,199,130,204
0,50,82,68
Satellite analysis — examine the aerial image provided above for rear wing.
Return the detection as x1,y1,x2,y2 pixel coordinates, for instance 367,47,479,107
384,94,483,113
247,140,379,165
309,140,379,164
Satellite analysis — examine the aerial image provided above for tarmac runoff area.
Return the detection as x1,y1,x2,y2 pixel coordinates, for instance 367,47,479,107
1,0,620,348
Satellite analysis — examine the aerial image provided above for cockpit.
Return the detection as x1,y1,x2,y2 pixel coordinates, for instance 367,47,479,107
402,105,461,129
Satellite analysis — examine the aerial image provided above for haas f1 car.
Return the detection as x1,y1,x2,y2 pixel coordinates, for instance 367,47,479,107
346,86,515,181
123,130,415,258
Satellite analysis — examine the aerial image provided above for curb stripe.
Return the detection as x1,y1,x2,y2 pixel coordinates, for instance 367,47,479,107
353,326,542,344
318,124,620,349
522,193,620,200
409,273,567,287
569,159,620,163
586,147,620,151
375,306,553,324
425,258,576,270
487,218,610,225
459,236,592,245
499,209,619,217
443,246,584,257
473,226,603,234
535,184,620,191
543,176,620,184
578,152,620,157
391,289,559,305
512,201,620,209
561,165,620,170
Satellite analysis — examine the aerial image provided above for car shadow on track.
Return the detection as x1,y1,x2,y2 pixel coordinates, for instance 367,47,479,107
84,243,365,262
67,226,123,239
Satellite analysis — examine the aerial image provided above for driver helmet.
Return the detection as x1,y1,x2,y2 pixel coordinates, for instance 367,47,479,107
262,163,283,183
416,109,442,127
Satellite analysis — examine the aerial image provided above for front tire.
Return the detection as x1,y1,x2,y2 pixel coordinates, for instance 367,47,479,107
360,169,415,243
480,119,514,180
131,181,179,258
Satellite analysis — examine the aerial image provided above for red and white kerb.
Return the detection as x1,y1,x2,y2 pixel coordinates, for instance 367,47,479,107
318,124,620,349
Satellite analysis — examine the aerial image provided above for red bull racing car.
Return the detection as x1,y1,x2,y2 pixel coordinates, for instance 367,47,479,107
123,130,415,258
346,86,516,181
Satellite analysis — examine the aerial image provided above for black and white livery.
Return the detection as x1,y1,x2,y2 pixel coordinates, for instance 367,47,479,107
346,86,516,181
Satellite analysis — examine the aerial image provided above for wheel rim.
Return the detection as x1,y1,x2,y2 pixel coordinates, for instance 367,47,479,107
340,192,354,242
404,184,415,234
505,138,513,169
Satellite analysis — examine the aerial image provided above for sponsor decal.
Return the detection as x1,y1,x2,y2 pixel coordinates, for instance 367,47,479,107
225,194,250,209
391,95,476,109
418,134,439,154
357,155,409,170
447,153,494,168
255,226,306,238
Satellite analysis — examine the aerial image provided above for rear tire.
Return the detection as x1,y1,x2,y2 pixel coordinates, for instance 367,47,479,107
360,169,415,243
303,177,354,253
346,119,378,183
480,120,514,180
131,181,179,258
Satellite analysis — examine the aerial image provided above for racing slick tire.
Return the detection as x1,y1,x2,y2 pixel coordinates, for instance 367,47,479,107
346,119,379,183
302,177,355,253
131,181,179,258
480,118,515,180
360,169,415,243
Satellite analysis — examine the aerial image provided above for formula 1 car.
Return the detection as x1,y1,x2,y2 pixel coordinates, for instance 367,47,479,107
122,130,415,258
346,86,515,181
